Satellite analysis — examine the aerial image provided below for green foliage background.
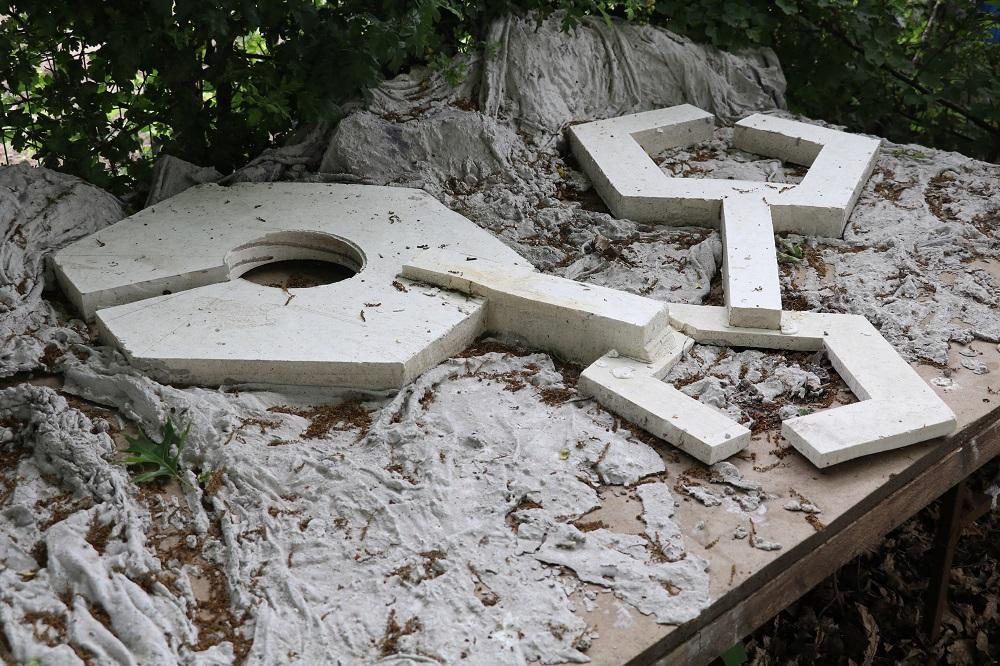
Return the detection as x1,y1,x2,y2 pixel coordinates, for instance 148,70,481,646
1,1,997,193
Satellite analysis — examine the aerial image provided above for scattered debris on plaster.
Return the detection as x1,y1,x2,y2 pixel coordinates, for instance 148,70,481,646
661,344,855,433
1,11,997,665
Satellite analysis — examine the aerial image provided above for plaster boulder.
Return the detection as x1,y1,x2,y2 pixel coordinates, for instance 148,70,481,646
321,107,521,186
144,155,222,207
480,13,786,139
0,164,123,376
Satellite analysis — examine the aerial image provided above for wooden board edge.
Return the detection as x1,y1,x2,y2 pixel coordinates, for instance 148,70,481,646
630,409,1000,666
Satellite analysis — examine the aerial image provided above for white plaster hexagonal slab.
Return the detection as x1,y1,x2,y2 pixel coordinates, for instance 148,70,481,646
52,183,530,388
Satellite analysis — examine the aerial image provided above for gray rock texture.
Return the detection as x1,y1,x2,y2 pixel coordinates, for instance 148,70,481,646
2,11,997,665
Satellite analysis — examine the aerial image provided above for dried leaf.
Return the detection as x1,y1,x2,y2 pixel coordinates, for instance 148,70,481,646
856,602,880,666
946,639,976,665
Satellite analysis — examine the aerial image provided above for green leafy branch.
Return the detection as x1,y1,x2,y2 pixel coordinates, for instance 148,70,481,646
3,0,997,193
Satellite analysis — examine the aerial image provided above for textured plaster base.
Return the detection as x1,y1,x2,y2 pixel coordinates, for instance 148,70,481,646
6,19,998,665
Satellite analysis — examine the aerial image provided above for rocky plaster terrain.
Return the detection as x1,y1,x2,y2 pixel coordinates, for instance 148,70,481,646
2,13,997,666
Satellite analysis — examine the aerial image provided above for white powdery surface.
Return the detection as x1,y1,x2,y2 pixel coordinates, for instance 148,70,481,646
2,340,705,664
0,384,211,665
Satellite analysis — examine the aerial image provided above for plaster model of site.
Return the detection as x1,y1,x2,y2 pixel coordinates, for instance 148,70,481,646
2,14,998,666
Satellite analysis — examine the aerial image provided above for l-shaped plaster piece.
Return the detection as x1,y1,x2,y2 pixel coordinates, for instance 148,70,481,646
668,305,956,467
568,105,881,329
404,252,956,468
577,347,752,465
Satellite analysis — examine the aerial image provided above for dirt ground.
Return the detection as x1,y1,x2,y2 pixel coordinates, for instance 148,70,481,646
746,460,999,665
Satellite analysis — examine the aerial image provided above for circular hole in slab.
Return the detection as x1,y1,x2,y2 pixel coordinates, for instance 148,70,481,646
226,231,365,289
240,260,355,289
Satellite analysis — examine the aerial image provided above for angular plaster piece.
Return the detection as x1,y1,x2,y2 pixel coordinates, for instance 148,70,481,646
578,338,752,464
568,105,718,223
668,305,957,467
403,252,954,467
568,105,882,328
52,183,531,388
720,197,782,329
402,249,672,365
781,399,955,468
733,114,881,237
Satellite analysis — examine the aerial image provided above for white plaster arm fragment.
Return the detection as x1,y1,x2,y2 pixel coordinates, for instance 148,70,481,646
402,249,754,465
785,317,956,467
578,347,752,465
781,399,954,469
720,197,782,329
402,249,673,365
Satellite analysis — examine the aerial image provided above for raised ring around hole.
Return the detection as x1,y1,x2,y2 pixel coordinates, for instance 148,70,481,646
225,231,365,289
